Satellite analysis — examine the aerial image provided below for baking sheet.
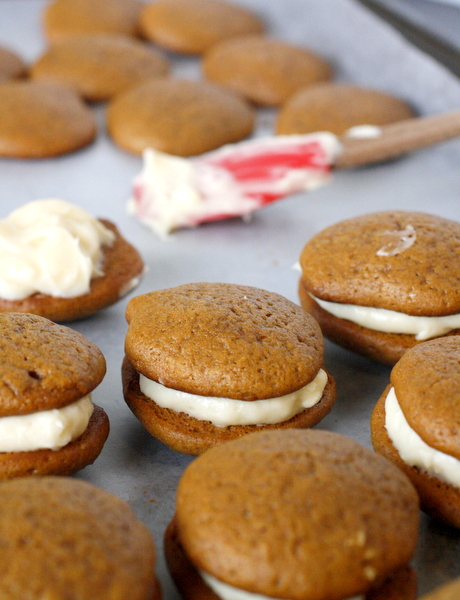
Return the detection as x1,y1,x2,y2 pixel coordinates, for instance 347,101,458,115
1,0,460,596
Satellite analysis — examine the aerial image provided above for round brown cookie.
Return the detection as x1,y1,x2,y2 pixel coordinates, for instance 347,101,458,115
107,78,255,156
43,0,143,42
0,476,160,600
139,0,265,55
0,80,96,158
0,313,109,479
123,282,336,454
419,578,460,600
371,336,460,527
276,83,414,135
0,45,26,82
203,35,333,107
30,33,170,102
299,211,460,365
165,429,419,600
0,219,144,322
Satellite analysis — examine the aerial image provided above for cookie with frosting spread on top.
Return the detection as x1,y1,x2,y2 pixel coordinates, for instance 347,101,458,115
0,45,26,82
107,78,255,156
0,199,144,322
298,211,460,365
165,428,419,600
0,313,109,480
30,33,170,102
203,35,333,107
0,476,160,600
123,282,336,455
139,0,265,55
371,335,460,527
276,83,414,135
43,0,143,42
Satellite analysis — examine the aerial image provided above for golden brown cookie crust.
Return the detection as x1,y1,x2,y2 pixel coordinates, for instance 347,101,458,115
107,78,255,156
0,313,106,416
43,0,143,42
0,45,26,82
0,80,97,158
276,83,414,135
203,35,333,107
419,578,460,600
0,404,109,479
0,476,157,600
174,429,419,600
0,219,144,322
139,0,265,55
125,282,324,399
30,33,170,102
372,387,460,528
122,356,336,455
299,211,460,316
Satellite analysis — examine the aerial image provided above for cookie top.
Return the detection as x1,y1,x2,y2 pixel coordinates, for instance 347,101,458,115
175,428,419,600
276,83,414,135
391,336,460,459
139,0,265,55
30,33,170,102
107,78,255,156
125,282,324,399
299,211,460,316
0,80,96,158
0,476,158,600
0,45,26,82
43,0,143,42
0,313,106,417
203,35,333,106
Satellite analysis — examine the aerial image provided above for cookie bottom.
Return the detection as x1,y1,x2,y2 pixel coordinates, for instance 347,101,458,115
371,387,460,528
0,220,144,322
122,357,336,455
299,279,460,366
0,404,109,479
164,516,417,600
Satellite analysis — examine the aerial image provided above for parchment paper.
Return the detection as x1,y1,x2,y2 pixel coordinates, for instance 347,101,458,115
1,1,460,596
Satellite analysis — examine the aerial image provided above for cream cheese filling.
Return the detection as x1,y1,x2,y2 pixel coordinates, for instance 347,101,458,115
138,369,327,427
385,387,460,487
311,294,460,341
200,570,364,600
0,395,94,453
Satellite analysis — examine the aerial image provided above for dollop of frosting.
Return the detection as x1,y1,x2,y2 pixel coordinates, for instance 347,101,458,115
0,199,115,300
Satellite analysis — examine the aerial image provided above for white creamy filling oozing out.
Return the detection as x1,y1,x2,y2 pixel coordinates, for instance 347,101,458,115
310,294,460,341
200,570,364,600
139,369,327,427
0,199,115,300
385,387,460,488
0,395,94,453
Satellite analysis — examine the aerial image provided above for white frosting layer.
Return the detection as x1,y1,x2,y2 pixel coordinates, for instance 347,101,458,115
345,124,382,139
385,387,460,487
139,369,327,427
0,199,115,300
311,294,460,341
201,571,364,600
0,395,94,453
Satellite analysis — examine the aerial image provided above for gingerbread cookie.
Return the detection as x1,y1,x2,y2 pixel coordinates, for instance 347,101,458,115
123,283,336,455
372,336,460,528
276,83,415,135
0,313,109,479
0,80,96,158
0,44,26,82
165,428,419,600
139,0,264,55
203,35,333,106
299,211,460,365
0,199,144,322
107,78,255,156
30,33,170,102
0,476,159,599
43,0,143,42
